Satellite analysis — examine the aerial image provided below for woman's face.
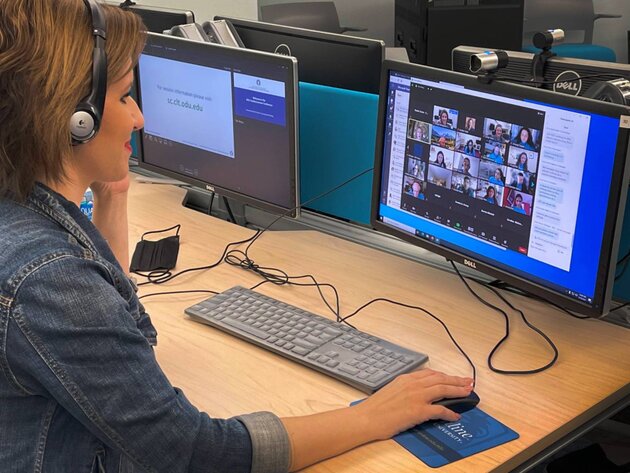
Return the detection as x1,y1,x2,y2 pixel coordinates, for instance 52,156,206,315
466,140,473,148
520,128,529,142
73,68,144,182
515,196,523,205
494,169,501,179
495,125,503,137
493,145,500,154
440,112,448,124
519,153,527,164
437,151,444,162
488,187,495,197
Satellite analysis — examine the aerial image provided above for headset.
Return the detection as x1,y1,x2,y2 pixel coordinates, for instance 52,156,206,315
70,0,107,145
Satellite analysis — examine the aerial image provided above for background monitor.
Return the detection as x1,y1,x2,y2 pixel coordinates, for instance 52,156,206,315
215,16,384,94
137,33,299,216
372,60,630,316
115,3,194,33
452,46,630,97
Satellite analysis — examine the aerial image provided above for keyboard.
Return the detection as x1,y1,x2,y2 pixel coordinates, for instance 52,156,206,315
185,286,429,393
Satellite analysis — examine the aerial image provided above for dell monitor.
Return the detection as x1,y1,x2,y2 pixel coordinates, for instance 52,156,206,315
372,60,630,316
452,46,630,98
137,33,299,216
112,3,195,33
215,16,384,94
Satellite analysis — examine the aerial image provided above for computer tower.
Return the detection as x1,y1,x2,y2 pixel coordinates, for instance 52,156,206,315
395,0,524,70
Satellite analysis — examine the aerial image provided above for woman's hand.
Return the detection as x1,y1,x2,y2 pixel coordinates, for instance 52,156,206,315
90,174,131,198
356,369,474,440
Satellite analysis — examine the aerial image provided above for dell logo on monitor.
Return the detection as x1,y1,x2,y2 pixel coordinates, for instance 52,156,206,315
274,43,292,56
463,259,477,269
553,70,582,96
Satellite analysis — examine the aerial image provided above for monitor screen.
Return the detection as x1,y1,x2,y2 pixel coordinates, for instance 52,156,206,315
372,61,630,315
216,16,384,94
137,33,299,216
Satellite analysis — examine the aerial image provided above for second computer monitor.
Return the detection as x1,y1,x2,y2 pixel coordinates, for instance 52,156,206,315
137,33,299,216
373,61,630,315
117,3,194,33
216,16,384,94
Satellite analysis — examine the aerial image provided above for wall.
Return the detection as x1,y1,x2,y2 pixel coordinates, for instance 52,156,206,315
128,0,258,23
139,0,629,62
257,0,395,45
593,0,630,63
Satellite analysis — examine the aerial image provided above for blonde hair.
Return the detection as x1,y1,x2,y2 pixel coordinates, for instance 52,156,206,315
0,0,145,200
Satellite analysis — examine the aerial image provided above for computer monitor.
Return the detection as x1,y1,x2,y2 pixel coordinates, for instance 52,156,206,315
111,3,194,33
215,16,384,94
372,60,630,316
452,46,630,97
137,33,299,216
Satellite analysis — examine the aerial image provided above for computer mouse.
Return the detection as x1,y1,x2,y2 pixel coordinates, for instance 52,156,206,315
432,391,480,414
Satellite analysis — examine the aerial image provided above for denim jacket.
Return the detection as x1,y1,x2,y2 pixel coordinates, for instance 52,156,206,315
0,183,291,473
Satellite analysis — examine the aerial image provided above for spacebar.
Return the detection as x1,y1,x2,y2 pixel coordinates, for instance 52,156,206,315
221,319,269,340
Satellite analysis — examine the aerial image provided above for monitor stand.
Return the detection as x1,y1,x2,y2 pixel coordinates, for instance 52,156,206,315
181,187,246,225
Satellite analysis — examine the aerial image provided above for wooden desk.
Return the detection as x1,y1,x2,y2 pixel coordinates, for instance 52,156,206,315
129,179,630,472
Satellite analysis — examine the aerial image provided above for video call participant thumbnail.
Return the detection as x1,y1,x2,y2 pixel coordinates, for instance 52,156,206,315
432,105,458,129
453,152,479,176
451,173,477,198
408,119,431,143
504,188,534,216
476,181,504,206
429,145,454,169
483,140,506,164
484,118,512,142
455,131,481,158
510,126,540,151
431,125,456,150
404,178,426,199
507,148,538,173
428,164,453,188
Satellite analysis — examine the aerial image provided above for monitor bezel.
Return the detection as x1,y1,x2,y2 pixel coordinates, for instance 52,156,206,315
371,59,630,316
137,33,300,218
215,15,385,94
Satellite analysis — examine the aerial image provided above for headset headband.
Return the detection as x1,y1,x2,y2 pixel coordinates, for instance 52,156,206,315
70,0,108,144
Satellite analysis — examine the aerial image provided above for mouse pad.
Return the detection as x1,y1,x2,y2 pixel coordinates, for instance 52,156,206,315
351,401,519,468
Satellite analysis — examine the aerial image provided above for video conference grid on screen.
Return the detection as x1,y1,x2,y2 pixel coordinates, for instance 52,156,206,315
380,72,599,295
139,38,295,210
396,82,544,255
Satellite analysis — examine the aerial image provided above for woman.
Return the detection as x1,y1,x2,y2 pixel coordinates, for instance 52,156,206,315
437,109,449,127
512,193,526,214
488,168,505,186
487,144,504,164
0,1,472,472
463,139,476,156
512,127,536,150
465,117,475,131
484,186,498,205
516,152,529,172
434,150,447,168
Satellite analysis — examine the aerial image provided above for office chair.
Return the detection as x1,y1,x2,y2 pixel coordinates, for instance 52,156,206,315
259,2,366,34
522,0,620,62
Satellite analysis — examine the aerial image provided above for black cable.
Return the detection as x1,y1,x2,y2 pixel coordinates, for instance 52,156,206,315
223,168,373,325
610,301,630,313
139,289,218,300
484,278,594,320
450,261,559,376
615,248,630,282
340,297,476,386
493,72,627,87
136,230,261,286
223,196,236,224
